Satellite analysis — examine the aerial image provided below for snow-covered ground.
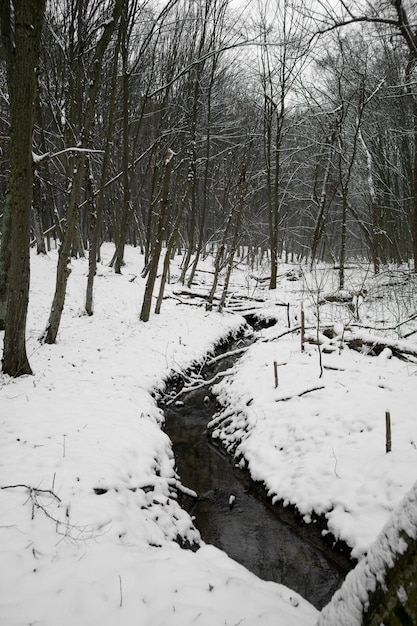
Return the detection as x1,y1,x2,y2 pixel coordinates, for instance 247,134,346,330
0,245,317,626
1,244,416,625
211,268,417,557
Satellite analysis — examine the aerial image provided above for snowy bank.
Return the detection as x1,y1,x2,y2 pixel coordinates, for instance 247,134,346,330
0,245,318,626
210,266,417,558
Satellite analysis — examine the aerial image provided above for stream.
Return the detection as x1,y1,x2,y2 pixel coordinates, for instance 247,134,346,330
161,333,353,610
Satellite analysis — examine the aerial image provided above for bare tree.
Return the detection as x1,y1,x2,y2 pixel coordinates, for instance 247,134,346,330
311,0,417,270
42,0,124,344
255,0,312,288
0,0,46,376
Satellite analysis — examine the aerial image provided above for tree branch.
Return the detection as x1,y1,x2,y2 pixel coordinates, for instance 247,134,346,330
32,147,104,167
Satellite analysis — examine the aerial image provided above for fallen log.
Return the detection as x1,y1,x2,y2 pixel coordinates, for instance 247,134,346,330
305,328,417,361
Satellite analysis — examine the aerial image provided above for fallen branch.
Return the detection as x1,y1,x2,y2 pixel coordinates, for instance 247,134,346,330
205,346,249,366
164,295,204,307
1,484,61,501
275,385,325,402
1,483,64,526
165,369,234,405
172,289,217,302
260,325,302,342
1,483,106,541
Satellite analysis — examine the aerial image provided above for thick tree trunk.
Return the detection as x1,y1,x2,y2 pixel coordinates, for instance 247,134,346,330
0,0,46,376
0,196,12,329
412,103,417,272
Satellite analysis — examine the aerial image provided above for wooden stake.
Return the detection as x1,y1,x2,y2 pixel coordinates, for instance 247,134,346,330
300,303,305,352
385,411,391,453
273,361,278,388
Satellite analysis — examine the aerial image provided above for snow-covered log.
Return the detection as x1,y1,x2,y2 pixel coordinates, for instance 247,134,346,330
305,328,417,360
317,480,417,625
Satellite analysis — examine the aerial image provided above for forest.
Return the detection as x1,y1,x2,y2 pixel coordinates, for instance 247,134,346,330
1,2,417,624
0,0,417,377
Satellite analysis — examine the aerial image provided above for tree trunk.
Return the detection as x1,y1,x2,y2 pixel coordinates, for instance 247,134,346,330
358,127,380,273
140,153,174,322
411,101,417,272
0,0,46,376
218,162,247,311
32,174,47,255
0,195,12,330
311,131,336,267
155,173,190,315
85,31,120,315
114,3,131,274
339,188,348,290
206,193,235,311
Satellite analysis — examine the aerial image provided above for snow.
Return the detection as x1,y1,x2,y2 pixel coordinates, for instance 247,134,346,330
1,247,416,625
211,264,417,559
0,245,317,626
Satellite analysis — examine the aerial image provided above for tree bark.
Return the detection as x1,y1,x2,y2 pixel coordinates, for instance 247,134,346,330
0,0,46,376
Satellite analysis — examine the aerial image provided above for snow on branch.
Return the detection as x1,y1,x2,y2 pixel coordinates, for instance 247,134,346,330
32,147,104,167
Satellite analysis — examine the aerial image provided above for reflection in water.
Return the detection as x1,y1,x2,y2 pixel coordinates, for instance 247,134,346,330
163,348,353,610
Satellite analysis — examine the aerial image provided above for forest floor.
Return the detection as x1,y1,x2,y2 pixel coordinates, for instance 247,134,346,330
1,244,416,625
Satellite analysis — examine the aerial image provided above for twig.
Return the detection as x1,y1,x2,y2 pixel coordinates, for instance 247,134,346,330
332,447,341,479
2,483,111,543
260,325,302,342
275,386,325,402
119,574,123,608
1,484,62,501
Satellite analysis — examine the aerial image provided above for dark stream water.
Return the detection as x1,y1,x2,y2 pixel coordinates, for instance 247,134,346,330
161,336,353,610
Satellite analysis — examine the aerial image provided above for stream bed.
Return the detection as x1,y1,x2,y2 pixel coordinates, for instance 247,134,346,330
161,334,353,610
